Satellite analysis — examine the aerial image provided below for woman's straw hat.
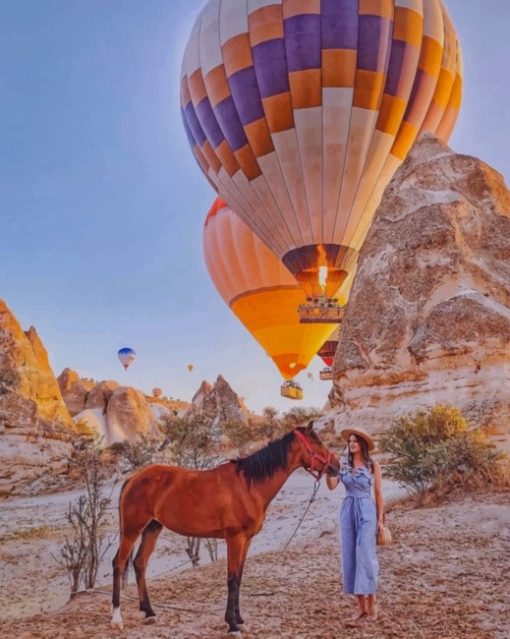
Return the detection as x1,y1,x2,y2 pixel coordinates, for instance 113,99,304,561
340,427,375,451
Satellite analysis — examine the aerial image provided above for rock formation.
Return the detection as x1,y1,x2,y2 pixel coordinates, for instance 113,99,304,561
190,376,248,425
57,368,95,416
329,134,510,452
60,371,191,445
0,300,75,495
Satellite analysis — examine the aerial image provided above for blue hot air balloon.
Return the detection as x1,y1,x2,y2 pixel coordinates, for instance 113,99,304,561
118,347,136,370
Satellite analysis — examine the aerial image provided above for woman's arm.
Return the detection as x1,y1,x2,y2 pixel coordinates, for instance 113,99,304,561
325,473,339,490
373,461,384,532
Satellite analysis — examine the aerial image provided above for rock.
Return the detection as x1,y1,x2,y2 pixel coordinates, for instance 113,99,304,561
330,134,510,451
191,380,214,407
0,300,75,495
105,386,158,444
190,376,248,425
84,380,119,413
187,375,249,444
57,368,95,417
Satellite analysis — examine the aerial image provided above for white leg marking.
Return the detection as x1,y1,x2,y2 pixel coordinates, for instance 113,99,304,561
111,606,123,630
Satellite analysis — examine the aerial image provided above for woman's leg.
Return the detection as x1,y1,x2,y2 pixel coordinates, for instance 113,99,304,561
350,595,366,620
367,593,377,620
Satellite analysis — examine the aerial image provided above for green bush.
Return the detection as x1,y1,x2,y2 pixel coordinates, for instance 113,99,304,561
378,405,509,496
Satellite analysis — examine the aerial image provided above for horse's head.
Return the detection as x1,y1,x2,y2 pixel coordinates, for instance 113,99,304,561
293,421,340,480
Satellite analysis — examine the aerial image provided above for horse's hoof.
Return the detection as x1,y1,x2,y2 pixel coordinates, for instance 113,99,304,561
227,633,242,637
111,608,123,631
238,624,249,634
143,616,157,625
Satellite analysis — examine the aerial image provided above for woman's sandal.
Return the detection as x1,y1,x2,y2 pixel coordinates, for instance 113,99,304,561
366,605,378,622
348,609,366,622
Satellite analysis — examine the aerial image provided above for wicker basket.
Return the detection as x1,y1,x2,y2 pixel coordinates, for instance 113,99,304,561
377,524,392,546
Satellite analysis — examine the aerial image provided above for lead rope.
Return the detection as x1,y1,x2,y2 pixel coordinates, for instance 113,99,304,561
281,478,321,553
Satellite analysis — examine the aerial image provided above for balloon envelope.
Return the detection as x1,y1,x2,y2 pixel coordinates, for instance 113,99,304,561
204,198,343,380
118,347,136,370
318,327,341,367
182,0,462,297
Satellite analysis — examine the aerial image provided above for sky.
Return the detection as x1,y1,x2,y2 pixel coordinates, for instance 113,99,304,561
0,1,508,413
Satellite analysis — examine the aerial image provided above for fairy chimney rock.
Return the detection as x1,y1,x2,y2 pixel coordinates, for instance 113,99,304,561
105,386,158,444
330,134,510,451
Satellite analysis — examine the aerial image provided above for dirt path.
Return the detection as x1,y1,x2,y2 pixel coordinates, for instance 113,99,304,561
0,471,404,620
2,494,508,639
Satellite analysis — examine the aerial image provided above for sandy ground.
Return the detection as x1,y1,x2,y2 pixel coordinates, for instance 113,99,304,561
1,473,509,639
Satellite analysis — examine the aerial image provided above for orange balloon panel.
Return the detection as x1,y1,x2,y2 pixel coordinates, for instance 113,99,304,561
204,198,339,379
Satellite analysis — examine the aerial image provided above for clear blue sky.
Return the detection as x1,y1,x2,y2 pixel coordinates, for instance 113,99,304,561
0,1,508,413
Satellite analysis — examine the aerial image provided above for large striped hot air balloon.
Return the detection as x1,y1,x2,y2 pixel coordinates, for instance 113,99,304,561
204,197,347,397
182,0,462,305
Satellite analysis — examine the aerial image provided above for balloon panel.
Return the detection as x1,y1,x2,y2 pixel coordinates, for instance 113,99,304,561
182,0,462,296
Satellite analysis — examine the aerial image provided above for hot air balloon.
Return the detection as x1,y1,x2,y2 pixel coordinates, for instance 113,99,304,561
187,364,194,373
118,347,136,370
318,326,340,380
181,0,462,320
204,198,347,399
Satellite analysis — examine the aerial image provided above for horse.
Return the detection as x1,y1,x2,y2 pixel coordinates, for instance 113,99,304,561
110,421,339,635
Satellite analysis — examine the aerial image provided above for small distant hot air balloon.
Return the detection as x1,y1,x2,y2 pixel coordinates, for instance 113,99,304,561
118,347,136,370
307,372,314,382
187,364,194,373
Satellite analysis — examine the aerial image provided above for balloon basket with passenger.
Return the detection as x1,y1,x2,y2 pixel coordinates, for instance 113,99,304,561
280,379,304,400
298,297,344,324
319,367,334,381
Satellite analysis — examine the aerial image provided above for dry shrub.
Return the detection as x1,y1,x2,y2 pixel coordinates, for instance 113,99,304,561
379,405,510,506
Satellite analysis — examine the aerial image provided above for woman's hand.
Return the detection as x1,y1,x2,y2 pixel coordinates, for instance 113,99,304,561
377,518,384,534
325,473,339,490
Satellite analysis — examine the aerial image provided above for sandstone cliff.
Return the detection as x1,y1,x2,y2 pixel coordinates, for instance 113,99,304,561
0,300,75,495
330,135,510,451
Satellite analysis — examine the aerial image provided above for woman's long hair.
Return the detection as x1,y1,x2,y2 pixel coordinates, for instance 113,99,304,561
347,434,374,472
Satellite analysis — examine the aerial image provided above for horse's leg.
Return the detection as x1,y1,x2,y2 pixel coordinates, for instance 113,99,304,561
111,531,140,630
133,519,163,623
225,533,248,635
235,537,252,630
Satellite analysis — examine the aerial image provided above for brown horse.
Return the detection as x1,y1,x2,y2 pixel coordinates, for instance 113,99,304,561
110,422,339,634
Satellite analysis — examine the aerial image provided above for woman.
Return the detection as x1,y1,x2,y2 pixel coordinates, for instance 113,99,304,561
326,427,384,622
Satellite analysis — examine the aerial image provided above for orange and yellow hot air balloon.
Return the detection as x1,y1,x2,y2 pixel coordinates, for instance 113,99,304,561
182,0,462,306
204,198,346,396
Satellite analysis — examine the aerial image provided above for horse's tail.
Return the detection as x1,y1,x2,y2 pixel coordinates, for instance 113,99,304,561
117,477,134,588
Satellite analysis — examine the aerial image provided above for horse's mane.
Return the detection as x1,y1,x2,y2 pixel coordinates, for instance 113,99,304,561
235,430,297,484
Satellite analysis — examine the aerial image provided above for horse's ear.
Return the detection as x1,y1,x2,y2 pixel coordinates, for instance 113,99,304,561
305,420,314,433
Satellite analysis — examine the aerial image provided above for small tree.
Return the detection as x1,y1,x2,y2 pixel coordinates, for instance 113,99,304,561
52,440,115,596
378,405,510,497
110,434,160,472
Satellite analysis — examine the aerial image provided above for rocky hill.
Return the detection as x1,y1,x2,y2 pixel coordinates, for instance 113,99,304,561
0,300,75,495
329,134,510,451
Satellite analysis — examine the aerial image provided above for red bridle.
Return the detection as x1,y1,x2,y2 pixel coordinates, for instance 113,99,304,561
293,429,336,480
